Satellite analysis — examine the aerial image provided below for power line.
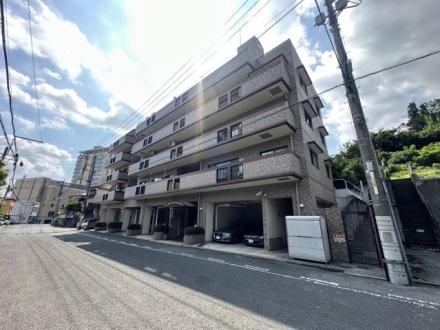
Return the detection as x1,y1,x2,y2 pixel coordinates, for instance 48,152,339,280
96,0,273,147
25,0,43,142
127,48,440,170
224,0,250,25
0,0,17,154
97,0,300,148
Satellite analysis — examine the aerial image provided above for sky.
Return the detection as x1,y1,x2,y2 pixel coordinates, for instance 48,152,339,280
0,0,439,185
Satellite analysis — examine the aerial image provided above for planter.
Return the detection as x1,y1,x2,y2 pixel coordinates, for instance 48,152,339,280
183,234,205,245
94,226,106,231
154,231,165,240
126,228,142,236
107,227,121,233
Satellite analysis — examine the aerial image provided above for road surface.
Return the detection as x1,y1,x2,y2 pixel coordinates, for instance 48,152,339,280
1,224,439,329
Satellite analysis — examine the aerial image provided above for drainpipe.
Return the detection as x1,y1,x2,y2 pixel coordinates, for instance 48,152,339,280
295,181,301,216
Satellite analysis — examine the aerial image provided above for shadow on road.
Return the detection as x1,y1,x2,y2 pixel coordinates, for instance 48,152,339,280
54,231,337,328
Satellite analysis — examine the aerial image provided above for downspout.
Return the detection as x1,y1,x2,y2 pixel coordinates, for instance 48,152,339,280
295,181,301,216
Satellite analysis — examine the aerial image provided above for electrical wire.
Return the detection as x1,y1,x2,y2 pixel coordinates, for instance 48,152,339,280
25,0,43,142
0,0,17,154
97,0,300,148
95,0,273,147
128,48,440,172
224,0,250,25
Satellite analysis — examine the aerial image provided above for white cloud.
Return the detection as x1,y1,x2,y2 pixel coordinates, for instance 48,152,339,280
42,68,62,80
0,136,73,181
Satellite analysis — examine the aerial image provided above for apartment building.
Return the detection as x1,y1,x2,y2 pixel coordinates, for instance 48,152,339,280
10,177,86,223
91,37,349,261
72,146,109,187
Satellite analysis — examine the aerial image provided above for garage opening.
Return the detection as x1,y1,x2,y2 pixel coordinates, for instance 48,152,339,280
214,202,263,246
266,197,293,251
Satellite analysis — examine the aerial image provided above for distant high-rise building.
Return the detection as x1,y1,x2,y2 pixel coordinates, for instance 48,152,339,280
71,146,109,187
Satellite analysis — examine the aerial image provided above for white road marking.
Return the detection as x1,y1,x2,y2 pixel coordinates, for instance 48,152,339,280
78,233,439,310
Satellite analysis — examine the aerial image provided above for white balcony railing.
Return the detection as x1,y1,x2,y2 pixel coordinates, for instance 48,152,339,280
125,152,301,199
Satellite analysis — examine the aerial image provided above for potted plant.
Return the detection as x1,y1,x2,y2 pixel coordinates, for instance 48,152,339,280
126,223,142,236
183,226,205,245
107,221,122,233
153,225,167,240
94,222,107,231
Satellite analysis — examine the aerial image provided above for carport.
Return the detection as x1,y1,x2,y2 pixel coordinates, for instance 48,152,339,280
264,197,293,250
214,202,263,245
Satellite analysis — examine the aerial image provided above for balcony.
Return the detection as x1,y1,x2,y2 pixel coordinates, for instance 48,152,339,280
101,190,125,204
132,58,291,156
108,131,136,154
106,152,139,170
105,170,129,184
129,103,295,177
125,152,301,199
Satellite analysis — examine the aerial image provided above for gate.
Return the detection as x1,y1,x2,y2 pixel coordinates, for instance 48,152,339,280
342,198,382,266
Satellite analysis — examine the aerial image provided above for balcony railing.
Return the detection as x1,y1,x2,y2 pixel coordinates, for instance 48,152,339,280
125,152,301,199
105,170,129,183
132,60,291,156
101,190,125,203
129,103,294,177
108,132,136,153
106,152,138,169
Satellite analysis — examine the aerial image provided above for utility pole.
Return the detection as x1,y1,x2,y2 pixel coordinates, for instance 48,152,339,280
53,180,65,217
318,0,411,285
82,155,96,214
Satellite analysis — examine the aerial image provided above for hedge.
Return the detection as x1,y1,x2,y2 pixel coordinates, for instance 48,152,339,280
107,222,122,229
127,224,141,230
184,226,205,235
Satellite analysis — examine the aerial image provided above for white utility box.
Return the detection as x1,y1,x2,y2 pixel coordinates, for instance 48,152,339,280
285,215,331,263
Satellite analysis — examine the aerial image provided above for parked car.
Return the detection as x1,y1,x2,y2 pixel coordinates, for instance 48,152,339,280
213,227,243,243
81,218,97,230
243,226,264,247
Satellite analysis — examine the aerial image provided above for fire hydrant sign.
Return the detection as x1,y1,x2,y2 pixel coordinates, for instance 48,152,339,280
334,234,346,243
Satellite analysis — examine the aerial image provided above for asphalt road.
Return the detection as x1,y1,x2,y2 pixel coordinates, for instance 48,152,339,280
1,224,440,329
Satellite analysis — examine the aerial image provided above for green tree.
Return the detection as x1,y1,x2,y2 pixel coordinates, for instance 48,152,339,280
0,160,8,188
65,200,82,214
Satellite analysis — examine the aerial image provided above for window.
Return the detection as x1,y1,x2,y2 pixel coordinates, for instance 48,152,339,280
179,117,185,128
304,111,313,129
320,132,326,146
260,145,288,156
174,178,180,190
231,164,243,180
208,158,239,168
151,113,156,122
325,164,331,179
148,136,153,145
50,204,54,207
106,175,112,182
230,86,241,102
113,140,119,148
167,179,173,191
139,159,149,169
135,187,140,196
175,96,181,107
139,161,144,170
218,94,228,108
110,157,116,164
140,185,145,194
230,122,242,138
310,149,319,169
177,146,183,157
103,193,108,201
173,121,179,131
216,167,228,182
217,128,228,143
170,149,176,159
299,76,308,95
146,117,151,125
182,91,188,102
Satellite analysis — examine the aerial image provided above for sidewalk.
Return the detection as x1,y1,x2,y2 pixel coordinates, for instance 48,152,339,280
104,230,387,281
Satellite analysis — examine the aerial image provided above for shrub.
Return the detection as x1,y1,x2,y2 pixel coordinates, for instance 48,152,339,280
108,222,122,229
95,222,107,228
127,224,141,230
184,226,205,235
153,225,167,233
